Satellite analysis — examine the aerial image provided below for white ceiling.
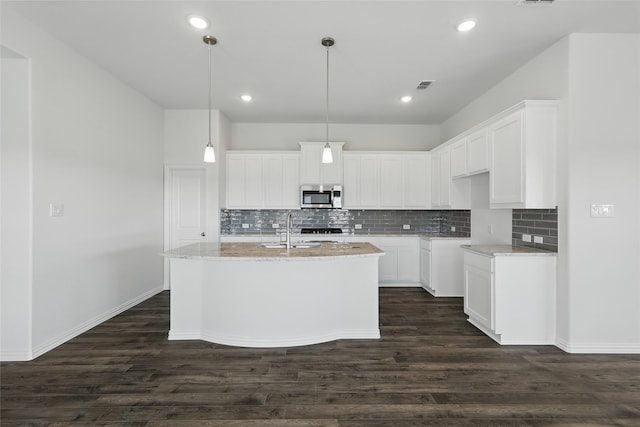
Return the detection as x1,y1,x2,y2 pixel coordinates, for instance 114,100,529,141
4,1,640,124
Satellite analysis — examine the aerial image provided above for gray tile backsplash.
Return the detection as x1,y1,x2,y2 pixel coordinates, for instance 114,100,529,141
221,209,471,236
512,208,558,252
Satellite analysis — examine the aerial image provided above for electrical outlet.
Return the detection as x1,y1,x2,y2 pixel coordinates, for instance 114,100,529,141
272,223,279,228
522,234,532,242
49,202,64,217
403,224,411,230
591,204,615,217
242,223,250,229
355,224,362,230
534,236,544,244
451,226,456,232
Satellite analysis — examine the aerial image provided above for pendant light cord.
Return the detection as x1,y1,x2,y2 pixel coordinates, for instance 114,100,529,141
325,43,330,145
208,41,212,144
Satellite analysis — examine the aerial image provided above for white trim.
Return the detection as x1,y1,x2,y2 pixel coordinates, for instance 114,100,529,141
556,338,640,354
27,287,163,361
169,328,381,348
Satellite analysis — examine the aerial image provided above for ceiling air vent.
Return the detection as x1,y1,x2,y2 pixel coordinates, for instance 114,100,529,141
416,80,434,90
516,0,555,5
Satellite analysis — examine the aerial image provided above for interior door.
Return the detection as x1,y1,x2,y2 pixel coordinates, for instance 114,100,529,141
170,168,207,249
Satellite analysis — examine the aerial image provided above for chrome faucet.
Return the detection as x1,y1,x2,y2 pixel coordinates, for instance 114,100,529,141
286,212,293,249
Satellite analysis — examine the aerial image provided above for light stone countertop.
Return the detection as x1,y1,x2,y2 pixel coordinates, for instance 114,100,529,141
163,241,384,261
221,232,471,240
461,245,557,257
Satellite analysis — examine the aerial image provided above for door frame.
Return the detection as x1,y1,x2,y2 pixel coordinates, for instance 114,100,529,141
163,165,208,290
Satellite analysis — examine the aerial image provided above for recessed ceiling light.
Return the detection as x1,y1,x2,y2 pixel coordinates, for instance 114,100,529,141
187,15,209,30
401,96,413,103
457,19,477,32
241,94,253,102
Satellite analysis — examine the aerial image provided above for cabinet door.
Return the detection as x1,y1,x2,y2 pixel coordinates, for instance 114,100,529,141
467,129,489,174
343,155,379,209
379,156,403,208
420,247,431,290
464,254,494,331
244,156,263,207
439,149,451,207
490,111,524,205
430,152,441,207
360,156,380,208
299,145,322,185
378,244,398,282
263,155,299,208
342,155,362,207
450,140,468,178
403,155,429,209
226,155,246,208
397,242,419,282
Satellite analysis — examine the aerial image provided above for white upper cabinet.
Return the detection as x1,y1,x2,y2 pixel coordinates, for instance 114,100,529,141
488,101,557,208
299,142,344,185
226,151,300,209
343,154,379,208
431,146,469,210
466,129,489,175
450,139,468,178
379,155,404,208
432,100,557,210
343,152,430,210
263,154,300,209
403,155,430,208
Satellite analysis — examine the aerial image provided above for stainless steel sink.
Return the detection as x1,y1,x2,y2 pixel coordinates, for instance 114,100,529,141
258,242,321,249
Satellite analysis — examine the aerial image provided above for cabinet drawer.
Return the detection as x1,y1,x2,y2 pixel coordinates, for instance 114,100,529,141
464,252,494,273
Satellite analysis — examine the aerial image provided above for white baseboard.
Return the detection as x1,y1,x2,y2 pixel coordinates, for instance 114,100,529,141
28,286,164,361
556,338,640,354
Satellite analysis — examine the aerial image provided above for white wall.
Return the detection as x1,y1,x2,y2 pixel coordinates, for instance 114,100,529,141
231,122,441,151
1,8,165,360
564,34,640,350
1,53,32,360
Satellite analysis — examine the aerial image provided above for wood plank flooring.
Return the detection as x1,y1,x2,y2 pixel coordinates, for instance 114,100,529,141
2,288,639,426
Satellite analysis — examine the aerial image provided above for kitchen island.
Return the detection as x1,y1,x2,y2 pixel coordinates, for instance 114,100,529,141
163,241,384,348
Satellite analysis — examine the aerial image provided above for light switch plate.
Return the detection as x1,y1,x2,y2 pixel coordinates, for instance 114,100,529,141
591,204,615,217
403,224,411,230
534,236,544,244
522,234,532,242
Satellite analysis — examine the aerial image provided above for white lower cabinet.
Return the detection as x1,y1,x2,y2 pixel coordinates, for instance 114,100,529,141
463,249,556,345
370,236,420,286
420,238,470,297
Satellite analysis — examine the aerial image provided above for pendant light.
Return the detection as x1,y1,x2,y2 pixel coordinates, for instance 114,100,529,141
321,37,335,164
203,35,217,163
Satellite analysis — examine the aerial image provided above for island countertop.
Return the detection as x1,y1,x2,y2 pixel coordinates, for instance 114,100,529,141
461,244,557,257
163,241,384,261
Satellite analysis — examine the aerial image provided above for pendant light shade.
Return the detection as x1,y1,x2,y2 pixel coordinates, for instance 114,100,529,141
203,35,217,163
322,143,333,163
321,37,335,164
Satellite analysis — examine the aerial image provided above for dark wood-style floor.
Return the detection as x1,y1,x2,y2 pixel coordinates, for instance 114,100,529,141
2,288,639,426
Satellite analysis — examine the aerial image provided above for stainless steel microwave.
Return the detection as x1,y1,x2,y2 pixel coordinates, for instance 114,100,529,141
300,185,342,209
